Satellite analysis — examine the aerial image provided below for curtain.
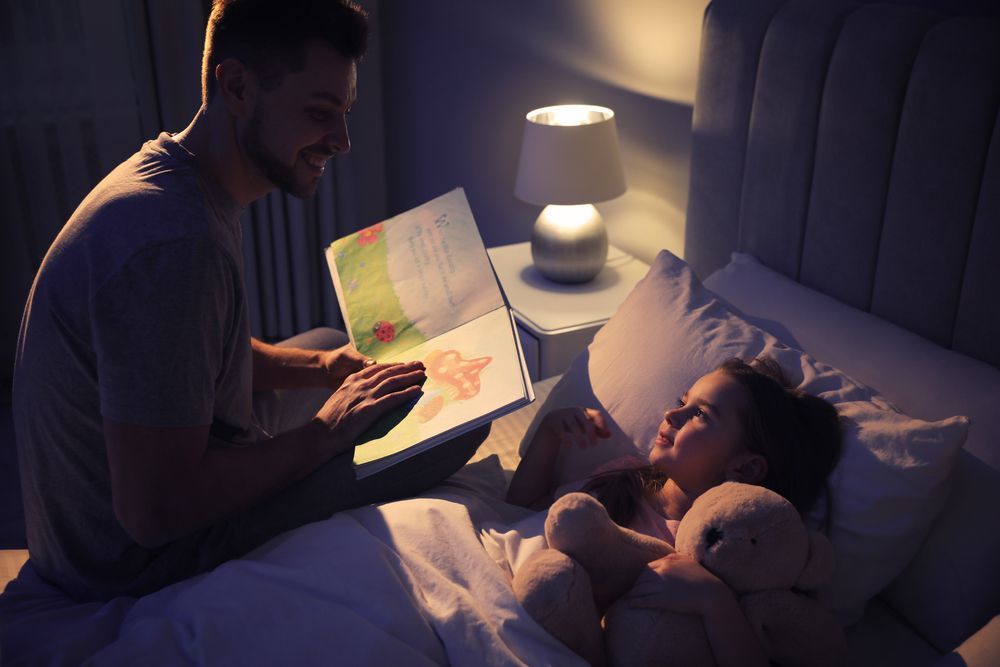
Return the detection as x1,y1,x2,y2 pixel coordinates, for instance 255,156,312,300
0,0,388,397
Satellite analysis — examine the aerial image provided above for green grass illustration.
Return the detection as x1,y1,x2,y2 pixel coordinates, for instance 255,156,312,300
331,228,427,360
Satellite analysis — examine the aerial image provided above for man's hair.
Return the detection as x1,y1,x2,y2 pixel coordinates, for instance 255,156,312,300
201,0,368,105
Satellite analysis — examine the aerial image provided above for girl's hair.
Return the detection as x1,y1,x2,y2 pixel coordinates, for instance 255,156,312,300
583,357,842,529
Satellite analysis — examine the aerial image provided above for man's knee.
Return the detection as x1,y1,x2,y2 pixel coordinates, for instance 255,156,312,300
357,423,491,503
448,423,491,463
405,423,491,487
275,327,348,351
417,423,490,479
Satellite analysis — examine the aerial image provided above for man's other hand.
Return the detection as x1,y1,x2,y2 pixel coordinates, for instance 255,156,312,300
310,360,425,457
319,343,375,389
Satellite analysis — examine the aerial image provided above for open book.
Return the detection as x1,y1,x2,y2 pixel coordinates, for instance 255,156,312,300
325,188,534,478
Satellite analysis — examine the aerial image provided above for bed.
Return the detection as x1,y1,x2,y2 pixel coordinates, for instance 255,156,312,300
2,0,999,664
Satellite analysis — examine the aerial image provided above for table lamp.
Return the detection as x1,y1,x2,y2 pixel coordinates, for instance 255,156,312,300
514,104,626,283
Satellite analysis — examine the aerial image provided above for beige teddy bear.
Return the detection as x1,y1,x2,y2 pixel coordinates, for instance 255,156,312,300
512,482,847,666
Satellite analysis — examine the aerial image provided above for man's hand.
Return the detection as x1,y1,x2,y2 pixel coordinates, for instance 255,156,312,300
318,343,375,389
310,360,426,456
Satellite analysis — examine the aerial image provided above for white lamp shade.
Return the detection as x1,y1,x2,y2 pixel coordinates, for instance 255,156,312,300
514,105,627,206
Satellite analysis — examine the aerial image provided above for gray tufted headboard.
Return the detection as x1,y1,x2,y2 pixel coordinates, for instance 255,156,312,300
684,0,1000,368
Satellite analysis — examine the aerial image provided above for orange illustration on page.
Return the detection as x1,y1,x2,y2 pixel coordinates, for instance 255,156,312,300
414,349,493,423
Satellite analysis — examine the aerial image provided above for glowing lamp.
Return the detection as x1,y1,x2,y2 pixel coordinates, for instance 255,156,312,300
514,104,626,283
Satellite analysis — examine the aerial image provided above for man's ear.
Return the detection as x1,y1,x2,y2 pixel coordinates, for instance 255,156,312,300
725,453,768,484
214,58,257,118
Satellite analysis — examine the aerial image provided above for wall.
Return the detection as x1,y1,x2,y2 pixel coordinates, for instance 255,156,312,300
0,1,390,382
376,0,707,265
0,1,206,399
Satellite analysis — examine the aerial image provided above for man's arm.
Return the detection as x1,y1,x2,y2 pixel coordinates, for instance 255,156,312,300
105,361,424,548
104,419,324,548
250,337,372,391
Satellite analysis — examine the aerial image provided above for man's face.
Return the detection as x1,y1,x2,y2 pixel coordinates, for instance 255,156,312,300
241,40,357,199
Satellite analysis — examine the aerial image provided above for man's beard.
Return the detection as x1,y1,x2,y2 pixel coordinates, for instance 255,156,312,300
242,110,316,199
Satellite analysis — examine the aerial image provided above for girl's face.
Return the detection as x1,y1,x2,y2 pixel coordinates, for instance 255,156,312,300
648,370,752,495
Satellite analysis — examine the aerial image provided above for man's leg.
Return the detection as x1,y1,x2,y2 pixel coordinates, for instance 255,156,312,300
148,328,487,588
159,424,488,585
221,422,489,556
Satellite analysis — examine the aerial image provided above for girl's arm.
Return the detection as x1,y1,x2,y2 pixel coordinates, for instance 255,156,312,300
506,407,609,509
699,586,768,667
628,553,769,667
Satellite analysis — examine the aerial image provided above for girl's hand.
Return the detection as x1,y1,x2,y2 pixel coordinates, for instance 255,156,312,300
539,407,611,450
626,552,731,615
506,407,611,508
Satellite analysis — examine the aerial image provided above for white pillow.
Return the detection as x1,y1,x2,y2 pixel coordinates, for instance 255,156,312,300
704,252,999,466
705,252,1000,651
519,250,968,626
815,401,966,621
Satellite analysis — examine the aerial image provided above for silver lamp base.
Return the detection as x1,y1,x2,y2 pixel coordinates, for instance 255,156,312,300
530,204,609,283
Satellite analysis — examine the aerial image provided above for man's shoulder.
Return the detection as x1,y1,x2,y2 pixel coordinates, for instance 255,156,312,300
66,136,238,264
82,136,208,221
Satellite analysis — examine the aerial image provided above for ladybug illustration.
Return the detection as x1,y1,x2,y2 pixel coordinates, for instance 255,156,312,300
373,320,396,343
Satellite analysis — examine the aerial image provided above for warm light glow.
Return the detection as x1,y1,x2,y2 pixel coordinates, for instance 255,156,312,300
477,1,707,105
579,0,706,105
527,104,614,127
538,203,601,231
515,103,627,206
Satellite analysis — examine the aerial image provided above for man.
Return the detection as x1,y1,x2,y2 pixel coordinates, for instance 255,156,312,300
10,0,484,602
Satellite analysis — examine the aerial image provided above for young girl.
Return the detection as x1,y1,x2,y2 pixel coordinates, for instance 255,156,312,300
505,357,842,667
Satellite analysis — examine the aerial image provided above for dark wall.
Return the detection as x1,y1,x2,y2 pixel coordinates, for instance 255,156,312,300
376,1,704,264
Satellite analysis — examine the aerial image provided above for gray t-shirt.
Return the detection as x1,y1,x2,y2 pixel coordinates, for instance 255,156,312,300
13,133,253,599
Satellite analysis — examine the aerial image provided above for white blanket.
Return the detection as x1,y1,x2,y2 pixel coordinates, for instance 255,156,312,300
78,475,581,665
2,391,575,666
0,457,568,665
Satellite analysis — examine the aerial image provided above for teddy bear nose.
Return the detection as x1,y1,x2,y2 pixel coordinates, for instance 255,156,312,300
705,526,723,547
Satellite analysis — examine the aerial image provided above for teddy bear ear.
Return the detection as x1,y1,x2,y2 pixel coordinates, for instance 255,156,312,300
796,531,836,591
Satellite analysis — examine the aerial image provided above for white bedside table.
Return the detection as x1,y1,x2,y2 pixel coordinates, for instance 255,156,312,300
487,242,651,382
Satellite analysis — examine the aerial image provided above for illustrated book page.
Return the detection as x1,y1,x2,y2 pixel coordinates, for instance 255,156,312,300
326,188,504,359
352,306,532,477
324,189,533,477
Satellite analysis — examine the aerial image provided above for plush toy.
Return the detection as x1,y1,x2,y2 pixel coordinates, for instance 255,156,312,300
511,482,847,666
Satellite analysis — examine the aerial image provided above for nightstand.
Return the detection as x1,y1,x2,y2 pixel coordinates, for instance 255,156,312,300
487,242,651,382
